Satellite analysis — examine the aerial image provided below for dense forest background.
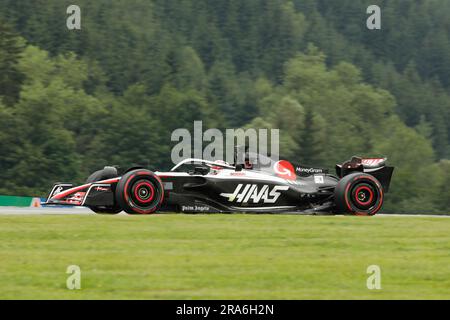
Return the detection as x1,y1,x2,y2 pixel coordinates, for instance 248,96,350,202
0,0,449,213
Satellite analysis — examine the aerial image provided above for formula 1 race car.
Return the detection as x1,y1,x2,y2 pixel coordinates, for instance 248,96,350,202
44,150,394,216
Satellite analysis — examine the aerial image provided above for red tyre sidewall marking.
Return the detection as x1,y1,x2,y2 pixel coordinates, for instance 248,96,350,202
154,174,165,205
123,173,137,204
123,172,164,214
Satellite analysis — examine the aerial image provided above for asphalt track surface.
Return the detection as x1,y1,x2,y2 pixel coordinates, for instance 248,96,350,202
0,207,449,217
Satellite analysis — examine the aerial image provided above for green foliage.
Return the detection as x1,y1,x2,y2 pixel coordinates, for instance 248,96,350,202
0,1,448,213
300,108,327,166
435,160,450,212
372,117,437,212
0,22,24,106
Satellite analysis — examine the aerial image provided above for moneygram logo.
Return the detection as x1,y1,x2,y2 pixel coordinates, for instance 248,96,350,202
296,167,324,174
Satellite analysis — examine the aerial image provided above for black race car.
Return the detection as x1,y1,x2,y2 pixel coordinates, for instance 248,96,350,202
45,151,393,216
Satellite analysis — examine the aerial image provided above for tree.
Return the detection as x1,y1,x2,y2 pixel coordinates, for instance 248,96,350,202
298,107,327,166
373,117,437,213
0,21,24,106
0,0,449,212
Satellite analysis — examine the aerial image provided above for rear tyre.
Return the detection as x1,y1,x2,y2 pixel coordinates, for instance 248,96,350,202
89,206,122,214
334,172,384,216
115,169,164,215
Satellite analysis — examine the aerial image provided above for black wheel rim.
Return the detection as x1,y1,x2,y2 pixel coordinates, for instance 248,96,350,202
128,179,159,210
350,182,379,211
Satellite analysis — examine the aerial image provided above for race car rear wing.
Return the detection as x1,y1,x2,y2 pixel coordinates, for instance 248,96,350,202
336,156,394,192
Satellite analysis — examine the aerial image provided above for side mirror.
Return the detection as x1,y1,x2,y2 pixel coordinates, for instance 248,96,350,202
235,164,243,172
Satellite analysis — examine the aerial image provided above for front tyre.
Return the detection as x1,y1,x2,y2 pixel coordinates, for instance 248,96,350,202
115,169,164,214
334,173,384,216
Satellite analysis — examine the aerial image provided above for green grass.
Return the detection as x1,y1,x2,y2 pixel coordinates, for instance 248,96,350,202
0,214,449,299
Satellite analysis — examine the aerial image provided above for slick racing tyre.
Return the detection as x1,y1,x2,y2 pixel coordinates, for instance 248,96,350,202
334,172,384,216
115,169,164,214
89,206,122,214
